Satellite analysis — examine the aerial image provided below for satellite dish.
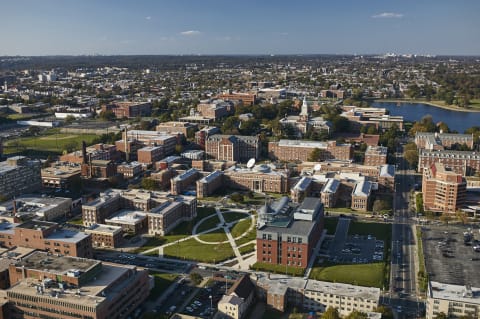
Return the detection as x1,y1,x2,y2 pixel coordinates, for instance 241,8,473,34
247,158,256,169
313,164,321,171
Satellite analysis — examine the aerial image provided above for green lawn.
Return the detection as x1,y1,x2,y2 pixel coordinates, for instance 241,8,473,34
196,215,221,233
309,262,386,288
3,132,99,155
222,212,249,223
230,218,252,238
348,221,392,241
238,243,255,255
416,226,428,294
68,216,83,226
250,262,304,277
197,229,229,243
148,272,178,301
163,237,235,263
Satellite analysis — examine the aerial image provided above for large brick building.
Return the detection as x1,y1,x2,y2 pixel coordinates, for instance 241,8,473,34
0,220,92,258
41,163,81,189
418,150,480,176
137,146,164,165
217,91,257,106
415,132,474,151
256,197,324,269
102,101,152,118
364,145,387,166
6,251,151,319
422,163,466,213
224,164,289,194
268,140,353,162
206,134,260,163
156,121,197,136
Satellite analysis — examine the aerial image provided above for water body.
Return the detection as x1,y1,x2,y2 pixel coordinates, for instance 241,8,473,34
371,102,480,133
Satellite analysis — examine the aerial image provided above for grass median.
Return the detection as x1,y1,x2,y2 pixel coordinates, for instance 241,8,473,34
163,237,235,263
310,262,386,288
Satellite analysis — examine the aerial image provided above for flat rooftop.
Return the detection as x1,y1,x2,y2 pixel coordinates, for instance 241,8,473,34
305,280,380,300
17,220,56,231
15,251,98,274
105,209,147,225
430,281,480,305
46,228,90,243
85,224,122,235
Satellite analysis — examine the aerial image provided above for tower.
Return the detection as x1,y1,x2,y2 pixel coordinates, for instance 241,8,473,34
299,96,309,120
3,80,7,92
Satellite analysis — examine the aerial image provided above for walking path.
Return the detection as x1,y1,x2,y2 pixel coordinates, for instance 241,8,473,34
140,208,256,270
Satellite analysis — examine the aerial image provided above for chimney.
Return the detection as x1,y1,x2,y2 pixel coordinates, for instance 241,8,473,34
124,128,129,162
12,200,17,215
82,141,87,164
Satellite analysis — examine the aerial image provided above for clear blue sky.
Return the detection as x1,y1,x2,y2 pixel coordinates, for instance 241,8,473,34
1,0,479,56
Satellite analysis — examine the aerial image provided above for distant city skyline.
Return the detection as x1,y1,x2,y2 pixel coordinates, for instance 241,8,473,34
1,0,479,56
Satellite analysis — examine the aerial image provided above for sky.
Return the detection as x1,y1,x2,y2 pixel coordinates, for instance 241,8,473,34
1,0,479,56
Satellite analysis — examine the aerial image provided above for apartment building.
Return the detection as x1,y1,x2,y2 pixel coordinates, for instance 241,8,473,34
364,146,387,166
6,251,151,319
0,220,92,258
351,181,372,211
102,101,152,118
196,170,224,198
0,156,41,199
256,197,324,269
256,274,380,316
41,163,81,189
426,281,480,319
419,150,480,176
171,168,200,195
85,224,123,248
268,140,353,162
206,134,260,163
422,163,466,213
415,132,474,151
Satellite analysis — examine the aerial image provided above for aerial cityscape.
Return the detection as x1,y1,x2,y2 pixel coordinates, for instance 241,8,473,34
0,1,480,319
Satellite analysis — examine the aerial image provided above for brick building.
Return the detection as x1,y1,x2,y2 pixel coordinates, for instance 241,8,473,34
147,195,197,236
6,251,151,319
320,178,340,208
364,146,387,166
156,121,197,136
217,91,257,106
415,132,474,151
117,162,143,178
85,224,123,248
224,164,289,194
196,99,235,120
422,163,466,213
81,160,117,178
256,197,324,269
60,143,119,164
137,146,164,165
102,101,152,118
0,156,41,200
195,126,221,150
418,150,480,176
171,169,200,195
268,140,353,162
351,181,372,211
41,163,81,189
196,171,224,198
0,220,92,258
206,134,260,163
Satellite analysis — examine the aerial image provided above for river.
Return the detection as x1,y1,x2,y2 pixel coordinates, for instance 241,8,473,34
371,102,480,133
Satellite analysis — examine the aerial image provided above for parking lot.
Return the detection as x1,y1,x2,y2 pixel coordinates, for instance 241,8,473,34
422,225,480,287
179,279,233,317
327,218,385,264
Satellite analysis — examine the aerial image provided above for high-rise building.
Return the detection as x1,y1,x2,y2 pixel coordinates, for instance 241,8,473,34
205,134,260,163
422,163,466,213
0,156,41,199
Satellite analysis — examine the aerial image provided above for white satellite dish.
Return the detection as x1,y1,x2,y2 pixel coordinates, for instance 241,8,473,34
313,164,321,171
247,158,256,169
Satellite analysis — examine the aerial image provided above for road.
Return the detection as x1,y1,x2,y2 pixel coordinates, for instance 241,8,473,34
387,148,425,318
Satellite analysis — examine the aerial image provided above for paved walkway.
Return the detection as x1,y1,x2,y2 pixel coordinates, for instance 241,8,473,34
140,208,256,270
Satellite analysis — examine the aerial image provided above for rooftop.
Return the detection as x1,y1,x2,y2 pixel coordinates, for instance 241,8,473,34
352,181,372,197
15,251,98,275
430,281,480,305
379,164,395,177
305,280,381,301
85,224,122,235
46,228,91,244
105,209,147,225
321,178,340,193
199,170,223,183
173,168,198,182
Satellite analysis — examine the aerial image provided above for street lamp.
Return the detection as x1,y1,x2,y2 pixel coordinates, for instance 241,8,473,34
209,294,213,316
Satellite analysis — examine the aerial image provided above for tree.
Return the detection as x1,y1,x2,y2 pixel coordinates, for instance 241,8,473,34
321,306,340,319
433,312,448,319
373,199,391,213
230,193,244,203
98,110,116,121
141,178,158,191
189,273,203,286
64,115,76,125
343,310,368,319
308,148,322,162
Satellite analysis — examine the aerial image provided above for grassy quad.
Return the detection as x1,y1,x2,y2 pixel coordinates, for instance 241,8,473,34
222,212,249,223
163,237,234,263
196,214,221,233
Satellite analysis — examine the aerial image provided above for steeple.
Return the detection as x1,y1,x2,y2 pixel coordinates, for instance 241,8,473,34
300,96,309,118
